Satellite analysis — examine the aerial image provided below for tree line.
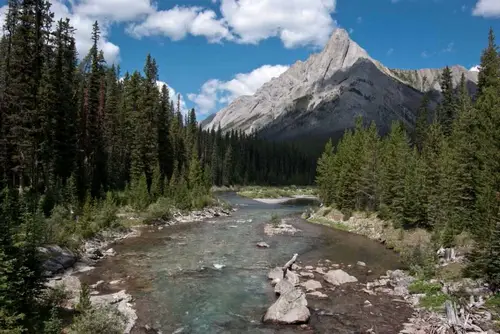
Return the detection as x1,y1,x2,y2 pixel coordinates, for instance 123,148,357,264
316,28,500,291
0,1,316,332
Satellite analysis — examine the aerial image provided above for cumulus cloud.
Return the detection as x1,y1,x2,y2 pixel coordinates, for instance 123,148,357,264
127,0,337,48
50,0,121,63
127,6,231,43
473,0,500,17
73,0,154,22
188,64,289,116
469,65,481,72
220,0,337,48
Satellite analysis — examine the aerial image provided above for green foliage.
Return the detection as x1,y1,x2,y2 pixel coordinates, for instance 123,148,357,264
43,307,63,334
76,283,92,313
68,306,125,334
270,213,280,227
408,280,442,295
486,294,500,314
419,293,448,310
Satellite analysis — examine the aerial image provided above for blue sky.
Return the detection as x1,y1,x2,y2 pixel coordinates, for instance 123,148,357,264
1,0,500,119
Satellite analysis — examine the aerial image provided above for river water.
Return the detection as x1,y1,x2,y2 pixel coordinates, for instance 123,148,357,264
80,193,410,334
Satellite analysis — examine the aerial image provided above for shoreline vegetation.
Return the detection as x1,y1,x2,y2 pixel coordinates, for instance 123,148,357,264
236,185,317,199
303,206,500,332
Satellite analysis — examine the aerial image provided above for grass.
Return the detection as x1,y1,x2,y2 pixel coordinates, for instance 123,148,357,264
408,280,442,295
308,216,350,231
419,293,448,310
237,186,317,199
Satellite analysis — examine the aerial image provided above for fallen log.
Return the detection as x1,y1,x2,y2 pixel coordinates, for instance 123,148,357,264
282,253,298,278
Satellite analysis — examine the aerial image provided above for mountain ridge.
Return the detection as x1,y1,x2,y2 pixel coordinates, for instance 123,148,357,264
203,29,477,140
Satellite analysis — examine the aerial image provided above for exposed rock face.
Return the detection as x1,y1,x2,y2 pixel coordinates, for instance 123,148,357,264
300,279,322,292
39,245,77,276
324,269,358,286
263,289,310,324
204,29,477,142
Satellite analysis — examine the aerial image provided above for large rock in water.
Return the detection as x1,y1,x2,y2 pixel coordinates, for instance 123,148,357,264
263,289,310,324
204,29,478,143
324,269,358,286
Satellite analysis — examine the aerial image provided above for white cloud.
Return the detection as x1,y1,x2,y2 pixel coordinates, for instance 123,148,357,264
0,5,8,28
73,0,154,22
387,48,394,56
126,6,231,43
469,65,481,72
127,0,337,48
188,64,289,116
356,16,363,24
50,0,121,63
473,0,500,17
421,51,431,58
220,0,337,48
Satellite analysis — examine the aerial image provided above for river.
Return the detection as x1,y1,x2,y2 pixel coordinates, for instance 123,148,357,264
79,192,412,333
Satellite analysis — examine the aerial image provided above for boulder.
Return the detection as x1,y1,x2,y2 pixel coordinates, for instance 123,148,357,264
256,242,270,248
324,269,358,286
285,270,300,286
357,261,366,267
263,289,310,324
299,272,315,279
39,245,78,276
268,267,284,280
307,291,328,299
104,248,117,257
300,279,322,292
275,279,294,295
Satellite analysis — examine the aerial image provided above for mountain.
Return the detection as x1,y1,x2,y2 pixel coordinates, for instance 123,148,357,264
203,29,478,142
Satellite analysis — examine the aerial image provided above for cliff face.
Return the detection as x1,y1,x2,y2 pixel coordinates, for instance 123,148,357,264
203,29,478,141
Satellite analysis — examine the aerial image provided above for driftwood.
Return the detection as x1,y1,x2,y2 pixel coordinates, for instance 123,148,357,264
282,253,298,278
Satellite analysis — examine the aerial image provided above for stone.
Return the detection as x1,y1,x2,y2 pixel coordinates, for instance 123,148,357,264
110,280,122,285
357,261,366,267
315,267,327,274
275,279,294,295
268,267,284,280
291,264,302,271
104,248,117,257
213,263,225,270
364,300,372,307
299,271,315,279
393,286,408,296
300,280,322,292
271,278,281,286
285,270,300,286
256,242,270,248
305,266,314,270
324,270,358,286
307,291,328,299
263,289,310,324
91,290,137,333
39,245,77,276
91,280,105,289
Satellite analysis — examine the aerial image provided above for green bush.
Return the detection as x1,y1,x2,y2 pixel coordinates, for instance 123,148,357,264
401,245,437,279
486,294,500,314
95,192,119,229
419,293,448,310
43,307,62,334
45,205,77,247
41,284,70,309
69,306,125,334
146,197,173,222
75,283,91,313
270,213,280,227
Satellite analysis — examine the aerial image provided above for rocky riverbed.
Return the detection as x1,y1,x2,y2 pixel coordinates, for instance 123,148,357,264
42,205,232,333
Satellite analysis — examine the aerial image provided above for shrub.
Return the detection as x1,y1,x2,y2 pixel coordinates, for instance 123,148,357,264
43,307,62,334
270,213,280,227
95,192,119,229
146,197,173,222
41,284,70,309
75,283,91,313
419,293,448,310
69,306,125,334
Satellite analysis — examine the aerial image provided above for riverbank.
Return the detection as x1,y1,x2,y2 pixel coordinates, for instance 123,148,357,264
236,185,317,199
43,203,233,333
304,205,500,333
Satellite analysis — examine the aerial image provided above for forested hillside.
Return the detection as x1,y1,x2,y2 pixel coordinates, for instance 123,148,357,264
0,1,316,332
316,28,500,291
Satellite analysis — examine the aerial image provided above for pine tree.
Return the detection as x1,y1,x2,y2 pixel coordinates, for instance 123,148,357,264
414,93,430,151
222,145,233,186
316,139,335,206
438,66,456,135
